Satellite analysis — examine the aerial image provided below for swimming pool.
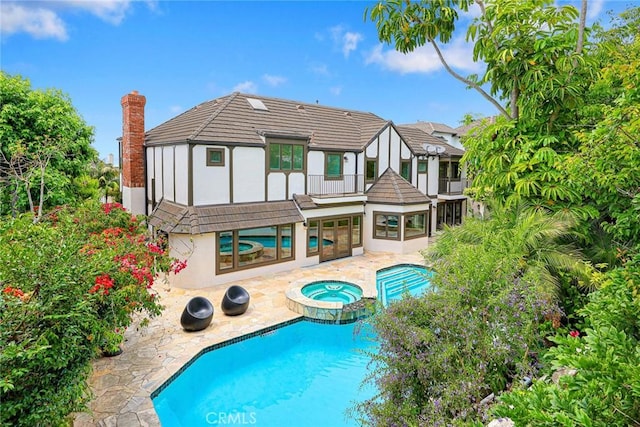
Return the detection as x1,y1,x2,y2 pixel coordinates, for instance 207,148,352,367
153,320,377,426
376,264,432,307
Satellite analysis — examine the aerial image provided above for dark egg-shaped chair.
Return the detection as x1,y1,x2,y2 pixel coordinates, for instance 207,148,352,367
221,285,250,316
180,296,214,331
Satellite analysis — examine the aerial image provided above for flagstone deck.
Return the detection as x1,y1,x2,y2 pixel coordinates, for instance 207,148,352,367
73,251,425,427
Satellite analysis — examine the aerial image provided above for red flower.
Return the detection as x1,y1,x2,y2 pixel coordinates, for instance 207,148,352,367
102,202,125,215
3,286,25,298
147,242,164,255
170,259,187,274
569,330,580,338
90,274,115,295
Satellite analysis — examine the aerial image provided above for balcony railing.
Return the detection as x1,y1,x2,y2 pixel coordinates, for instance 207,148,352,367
438,178,469,195
308,174,365,197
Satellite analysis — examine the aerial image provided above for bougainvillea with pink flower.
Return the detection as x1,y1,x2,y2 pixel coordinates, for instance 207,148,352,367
0,200,186,425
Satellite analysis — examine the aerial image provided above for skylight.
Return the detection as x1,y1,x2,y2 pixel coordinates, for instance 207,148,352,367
247,98,268,111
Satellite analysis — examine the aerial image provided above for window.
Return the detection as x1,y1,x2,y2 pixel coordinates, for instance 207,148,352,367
374,213,400,240
326,153,343,179
352,215,362,246
405,212,428,239
206,148,225,166
280,224,293,259
440,161,460,179
293,145,304,170
451,161,460,179
307,220,319,255
217,225,295,273
218,231,234,270
401,161,411,181
418,160,428,173
366,159,377,182
269,143,304,171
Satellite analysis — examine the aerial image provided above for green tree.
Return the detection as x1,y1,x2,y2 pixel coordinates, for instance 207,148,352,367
0,72,98,219
564,8,640,258
368,0,595,212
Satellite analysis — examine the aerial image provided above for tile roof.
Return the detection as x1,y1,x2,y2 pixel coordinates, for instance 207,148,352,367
454,116,497,137
401,121,457,135
292,194,318,210
149,199,304,234
396,125,465,157
365,168,431,205
145,92,390,152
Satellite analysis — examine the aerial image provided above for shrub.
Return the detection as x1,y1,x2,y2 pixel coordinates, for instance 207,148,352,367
492,253,640,426
0,201,185,426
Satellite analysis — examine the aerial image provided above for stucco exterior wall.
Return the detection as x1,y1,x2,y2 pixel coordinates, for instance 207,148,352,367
174,145,189,205
193,145,230,205
427,156,439,196
233,146,265,203
267,173,286,201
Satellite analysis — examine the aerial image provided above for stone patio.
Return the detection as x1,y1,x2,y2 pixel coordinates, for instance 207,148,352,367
73,251,425,427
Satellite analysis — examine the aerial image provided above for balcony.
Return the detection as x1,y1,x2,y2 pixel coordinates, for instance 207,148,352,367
308,174,365,198
438,178,469,195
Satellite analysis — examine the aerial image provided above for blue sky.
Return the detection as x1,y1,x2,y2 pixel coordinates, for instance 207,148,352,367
1,0,633,162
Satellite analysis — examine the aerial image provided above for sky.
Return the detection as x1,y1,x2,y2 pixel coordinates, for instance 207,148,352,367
1,0,635,163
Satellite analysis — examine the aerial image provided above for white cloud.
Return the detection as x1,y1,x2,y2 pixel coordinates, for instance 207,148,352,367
328,24,363,58
365,35,482,75
342,32,363,58
0,0,157,40
263,74,286,87
65,0,132,25
169,105,183,114
1,3,68,40
586,0,604,20
330,86,342,96
232,81,258,93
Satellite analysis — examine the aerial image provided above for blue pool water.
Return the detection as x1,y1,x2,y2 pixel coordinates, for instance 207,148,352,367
153,321,377,427
376,264,432,307
302,281,363,304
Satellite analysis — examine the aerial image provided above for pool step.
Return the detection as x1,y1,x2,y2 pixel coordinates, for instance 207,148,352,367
377,268,431,305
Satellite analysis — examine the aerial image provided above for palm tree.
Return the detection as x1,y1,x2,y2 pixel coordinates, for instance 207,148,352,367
426,202,591,300
89,160,120,203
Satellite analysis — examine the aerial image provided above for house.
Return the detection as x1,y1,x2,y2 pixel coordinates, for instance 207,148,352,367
119,91,468,288
401,121,468,229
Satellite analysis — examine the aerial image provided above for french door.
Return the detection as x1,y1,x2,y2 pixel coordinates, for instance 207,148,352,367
320,218,351,262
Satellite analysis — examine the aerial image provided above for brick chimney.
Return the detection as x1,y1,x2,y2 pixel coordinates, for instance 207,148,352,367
120,91,146,215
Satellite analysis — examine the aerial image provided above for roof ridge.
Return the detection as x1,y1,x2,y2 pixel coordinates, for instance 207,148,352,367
188,92,239,141
234,92,387,120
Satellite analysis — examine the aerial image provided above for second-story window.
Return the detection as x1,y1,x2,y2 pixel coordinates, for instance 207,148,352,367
270,143,304,171
418,160,428,173
206,148,225,166
401,160,411,181
325,153,343,179
366,159,377,182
